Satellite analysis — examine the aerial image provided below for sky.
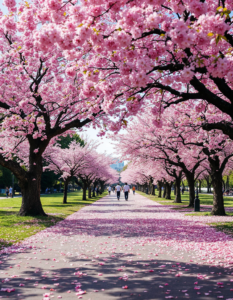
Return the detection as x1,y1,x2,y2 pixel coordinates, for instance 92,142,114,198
0,1,118,157
81,127,118,157
0,2,7,13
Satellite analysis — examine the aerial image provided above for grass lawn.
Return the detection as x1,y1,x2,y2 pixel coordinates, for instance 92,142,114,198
0,191,107,250
137,190,233,208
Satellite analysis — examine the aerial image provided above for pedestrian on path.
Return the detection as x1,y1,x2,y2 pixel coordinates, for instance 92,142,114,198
116,184,121,200
108,186,111,195
9,186,13,198
132,185,136,195
123,183,130,201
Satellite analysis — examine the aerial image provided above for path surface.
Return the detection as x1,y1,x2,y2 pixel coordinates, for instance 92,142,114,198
1,193,233,299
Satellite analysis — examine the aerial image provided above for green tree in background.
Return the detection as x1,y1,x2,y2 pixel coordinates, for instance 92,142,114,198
57,134,85,149
41,171,60,193
0,166,13,189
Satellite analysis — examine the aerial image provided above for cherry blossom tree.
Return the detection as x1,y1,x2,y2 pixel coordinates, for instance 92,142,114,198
3,0,233,217
44,141,94,203
26,0,233,139
121,161,155,194
45,141,118,201
0,1,124,216
78,153,117,200
170,105,233,215
115,113,206,207
117,103,233,214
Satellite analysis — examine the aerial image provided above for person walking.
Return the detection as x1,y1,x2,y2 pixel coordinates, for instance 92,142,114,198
123,183,130,201
108,186,111,195
5,187,9,198
132,186,136,195
116,184,121,200
9,186,13,198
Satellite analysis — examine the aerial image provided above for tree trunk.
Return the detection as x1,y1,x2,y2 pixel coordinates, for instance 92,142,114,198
100,182,104,194
157,181,162,198
174,177,182,203
88,186,92,199
152,184,155,196
162,183,166,198
63,179,69,204
165,182,171,199
209,157,225,216
222,179,226,192
82,181,87,200
211,172,225,215
186,174,195,207
206,176,212,193
18,156,46,216
174,183,176,195
198,180,202,193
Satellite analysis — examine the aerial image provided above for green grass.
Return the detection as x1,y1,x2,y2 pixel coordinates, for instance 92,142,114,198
137,190,233,207
209,221,233,236
0,191,107,250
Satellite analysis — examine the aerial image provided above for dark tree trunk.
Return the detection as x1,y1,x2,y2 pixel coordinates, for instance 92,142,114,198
162,183,166,198
88,186,92,199
205,176,212,193
63,179,69,204
82,181,87,200
157,181,162,198
211,173,225,215
222,179,226,192
186,174,195,207
100,182,104,194
165,182,171,199
174,183,176,195
152,184,155,196
18,156,46,216
206,176,211,193
174,177,182,203
209,157,225,216
93,181,98,197
198,180,202,193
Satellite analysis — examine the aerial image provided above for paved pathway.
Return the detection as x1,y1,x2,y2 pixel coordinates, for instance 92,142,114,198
1,192,233,299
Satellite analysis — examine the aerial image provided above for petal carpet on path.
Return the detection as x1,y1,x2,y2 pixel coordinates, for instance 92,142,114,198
1,193,233,299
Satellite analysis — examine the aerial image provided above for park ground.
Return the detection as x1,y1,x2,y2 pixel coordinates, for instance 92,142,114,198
0,191,107,251
1,192,233,299
1,190,233,251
